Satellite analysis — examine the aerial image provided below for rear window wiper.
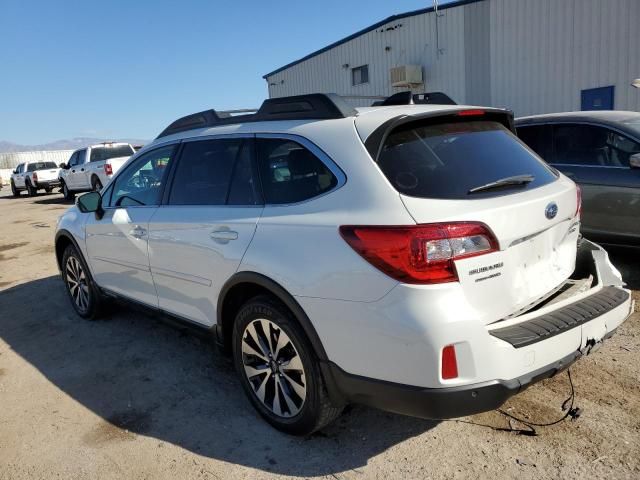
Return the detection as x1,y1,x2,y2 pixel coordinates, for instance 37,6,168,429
468,174,535,194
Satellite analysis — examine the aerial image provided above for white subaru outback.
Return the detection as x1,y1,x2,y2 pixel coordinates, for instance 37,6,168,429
54,93,633,435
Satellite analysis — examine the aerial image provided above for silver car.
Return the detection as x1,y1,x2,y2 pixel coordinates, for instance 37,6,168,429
516,111,640,246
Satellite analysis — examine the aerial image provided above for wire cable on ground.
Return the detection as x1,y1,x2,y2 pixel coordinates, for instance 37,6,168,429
450,369,580,436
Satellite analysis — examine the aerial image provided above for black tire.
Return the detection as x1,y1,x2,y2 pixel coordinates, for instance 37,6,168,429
26,180,37,197
232,295,343,435
62,181,75,201
91,176,103,192
61,244,103,320
10,180,21,197
45,187,53,193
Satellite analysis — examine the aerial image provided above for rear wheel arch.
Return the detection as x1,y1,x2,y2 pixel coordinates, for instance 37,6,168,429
216,272,329,362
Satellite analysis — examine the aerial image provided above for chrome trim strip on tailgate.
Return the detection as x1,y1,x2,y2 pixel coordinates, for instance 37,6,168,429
490,286,630,348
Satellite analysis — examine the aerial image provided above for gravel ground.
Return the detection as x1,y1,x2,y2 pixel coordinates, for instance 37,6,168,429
0,189,638,480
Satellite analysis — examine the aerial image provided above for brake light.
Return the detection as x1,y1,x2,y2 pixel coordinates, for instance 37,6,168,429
575,185,582,218
339,222,499,284
104,163,113,176
32,172,38,182
441,345,458,380
457,109,485,117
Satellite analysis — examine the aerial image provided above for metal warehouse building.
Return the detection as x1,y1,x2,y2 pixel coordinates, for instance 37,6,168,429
264,0,640,115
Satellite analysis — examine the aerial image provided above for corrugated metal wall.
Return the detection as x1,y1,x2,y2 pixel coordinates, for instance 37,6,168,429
265,0,640,115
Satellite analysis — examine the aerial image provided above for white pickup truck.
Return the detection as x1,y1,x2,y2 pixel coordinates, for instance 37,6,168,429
10,161,61,196
59,143,135,200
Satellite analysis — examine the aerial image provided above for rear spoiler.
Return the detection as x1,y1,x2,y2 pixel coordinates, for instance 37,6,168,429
364,107,515,162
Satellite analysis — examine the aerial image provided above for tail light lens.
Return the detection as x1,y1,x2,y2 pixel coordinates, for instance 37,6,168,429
339,222,499,284
456,109,485,117
575,185,582,218
441,345,459,380
104,163,113,176
32,172,38,181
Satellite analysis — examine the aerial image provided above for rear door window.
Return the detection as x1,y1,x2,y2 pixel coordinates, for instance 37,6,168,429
256,138,338,204
378,120,557,199
168,138,257,206
516,125,552,161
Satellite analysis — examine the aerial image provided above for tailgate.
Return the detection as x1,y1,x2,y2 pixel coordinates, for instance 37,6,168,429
36,169,60,181
373,113,581,324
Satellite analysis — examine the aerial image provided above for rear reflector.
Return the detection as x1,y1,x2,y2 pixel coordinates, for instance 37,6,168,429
457,109,485,117
441,345,458,380
104,163,113,175
339,222,499,284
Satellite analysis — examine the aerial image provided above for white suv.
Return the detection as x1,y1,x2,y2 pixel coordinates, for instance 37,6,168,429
54,94,633,435
59,142,135,200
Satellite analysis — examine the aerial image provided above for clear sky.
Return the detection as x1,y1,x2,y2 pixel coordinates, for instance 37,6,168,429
0,0,440,145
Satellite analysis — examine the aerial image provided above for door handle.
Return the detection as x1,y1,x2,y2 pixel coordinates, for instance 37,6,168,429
210,229,239,242
129,226,147,239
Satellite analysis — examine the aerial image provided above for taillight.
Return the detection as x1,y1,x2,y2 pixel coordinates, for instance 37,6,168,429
104,163,113,175
575,185,582,218
32,172,38,181
441,345,459,380
339,222,499,284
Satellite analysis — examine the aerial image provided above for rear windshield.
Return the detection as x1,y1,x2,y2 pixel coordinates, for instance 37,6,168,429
90,145,134,162
27,162,58,172
378,120,557,199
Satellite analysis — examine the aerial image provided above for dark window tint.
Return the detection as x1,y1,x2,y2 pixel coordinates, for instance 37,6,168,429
90,145,134,162
15,163,24,173
68,153,79,167
169,138,242,205
109,145,174,207
516,125,552,161
553,124,640,167
227,141,260,205
352,65,369,85
378,120,557,199
256,138,338,204
77,149,86,164
27,162,58,172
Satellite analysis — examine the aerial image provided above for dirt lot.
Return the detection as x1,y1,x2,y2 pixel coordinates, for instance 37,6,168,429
0,188,638,480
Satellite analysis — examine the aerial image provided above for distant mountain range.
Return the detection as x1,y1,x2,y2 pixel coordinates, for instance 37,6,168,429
0,137,149,153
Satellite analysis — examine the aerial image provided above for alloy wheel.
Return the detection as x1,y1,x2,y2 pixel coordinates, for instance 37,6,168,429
65,256,90,312
241,318,307,418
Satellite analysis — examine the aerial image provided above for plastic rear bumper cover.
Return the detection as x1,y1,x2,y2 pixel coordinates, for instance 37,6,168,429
327,346,588,419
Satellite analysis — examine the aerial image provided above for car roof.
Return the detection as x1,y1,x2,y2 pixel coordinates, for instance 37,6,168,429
143,103,508,153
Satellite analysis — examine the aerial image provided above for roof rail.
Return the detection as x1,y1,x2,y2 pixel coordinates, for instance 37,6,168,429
156,93,358,139
371,91,457,106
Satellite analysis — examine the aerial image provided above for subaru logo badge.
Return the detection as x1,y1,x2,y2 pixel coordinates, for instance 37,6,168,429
545,202,558,220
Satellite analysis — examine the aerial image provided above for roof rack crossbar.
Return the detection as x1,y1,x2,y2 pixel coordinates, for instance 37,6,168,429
371,91,457,106
156,93,357,139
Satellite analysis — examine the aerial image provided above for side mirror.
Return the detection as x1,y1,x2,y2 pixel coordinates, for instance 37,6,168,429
77,191,104,218
13,169,18,174
630,153,640,169
59,163,67,169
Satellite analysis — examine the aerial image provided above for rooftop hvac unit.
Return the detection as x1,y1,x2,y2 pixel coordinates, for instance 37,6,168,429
390,65,423,87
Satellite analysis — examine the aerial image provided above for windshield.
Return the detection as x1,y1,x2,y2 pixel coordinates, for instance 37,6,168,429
27,162,58,172
378,120,558,199
90,145,134,162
